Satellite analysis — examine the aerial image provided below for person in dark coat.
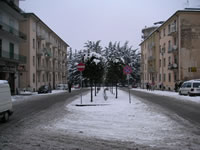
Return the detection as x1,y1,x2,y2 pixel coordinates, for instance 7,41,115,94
68,82,72,93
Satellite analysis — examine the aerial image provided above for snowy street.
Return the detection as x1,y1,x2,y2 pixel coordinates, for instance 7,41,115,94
0,88,200,149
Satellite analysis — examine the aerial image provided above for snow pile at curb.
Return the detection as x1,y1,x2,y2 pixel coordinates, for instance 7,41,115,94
131,88,200,103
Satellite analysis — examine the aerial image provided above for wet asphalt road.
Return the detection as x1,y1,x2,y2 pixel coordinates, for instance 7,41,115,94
0,89,89,130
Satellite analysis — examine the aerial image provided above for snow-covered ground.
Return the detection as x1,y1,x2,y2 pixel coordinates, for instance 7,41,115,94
45,88,200,149
131,88,200,103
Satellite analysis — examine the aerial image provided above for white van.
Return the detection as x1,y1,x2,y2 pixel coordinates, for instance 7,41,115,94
179,79,200,96
0,80,13,122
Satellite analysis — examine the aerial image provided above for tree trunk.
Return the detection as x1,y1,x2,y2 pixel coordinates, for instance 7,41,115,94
95,82,97,96
116,84,118,99
91,84,93,102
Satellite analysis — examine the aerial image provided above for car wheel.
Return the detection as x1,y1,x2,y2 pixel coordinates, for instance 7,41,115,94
188,92,194,96
179,91,182,95
2,112,9,123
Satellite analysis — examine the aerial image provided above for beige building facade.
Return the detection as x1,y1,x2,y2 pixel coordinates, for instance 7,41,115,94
0,0,26,94
141,9,200,90
19,13,69,91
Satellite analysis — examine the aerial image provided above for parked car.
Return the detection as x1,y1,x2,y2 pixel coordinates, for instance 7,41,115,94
73,84,80,89
56,84,68,90
0,80,13,122
38,85,52,94
179,79,200,96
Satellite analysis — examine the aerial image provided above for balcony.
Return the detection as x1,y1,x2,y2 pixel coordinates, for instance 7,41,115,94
46,66,53,72
168,24,177,36
0,20,26,41
53,53,58,60
0,49,26,63
46,39,52,46
37,65,45,72
37,49,43,56
168,45,178,53
168,63,178,70
54,67,59,72
148,67,156,73
148,56,155,61
44,48,52,59
148,42,155,50
36,32,45,40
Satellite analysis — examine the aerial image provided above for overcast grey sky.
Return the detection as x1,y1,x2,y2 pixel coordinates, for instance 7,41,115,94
20,0,200,51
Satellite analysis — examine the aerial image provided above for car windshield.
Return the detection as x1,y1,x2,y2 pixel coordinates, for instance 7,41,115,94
193,83,200,88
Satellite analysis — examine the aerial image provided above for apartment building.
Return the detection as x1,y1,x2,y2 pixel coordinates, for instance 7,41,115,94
140,26,159,89
140,9,200,90
0,0,26,94
19,13,69,91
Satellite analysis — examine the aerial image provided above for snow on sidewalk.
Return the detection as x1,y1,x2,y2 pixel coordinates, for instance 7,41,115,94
45,88,200,149
131,88,200,103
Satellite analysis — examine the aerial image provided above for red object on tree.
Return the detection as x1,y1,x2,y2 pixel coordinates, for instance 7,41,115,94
77,63,85,72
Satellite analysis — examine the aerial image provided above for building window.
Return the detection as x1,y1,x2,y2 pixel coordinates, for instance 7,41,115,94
33,38,35,49
38,73,40,82
163,73,166,82
32,22,36,32
33,73,35,83
33,56,35,66
163,43,166,53
174,37,177,46
9,43,14,59
43,74,45,82
159,74,161,82
159,45,162,53
174,73,177,81
168,56,171,65
174,56,177,64
168,73,171,82
168,24,171,34
168,40,171,51
38,41,41,50
163,28,166,37
159,59,161,68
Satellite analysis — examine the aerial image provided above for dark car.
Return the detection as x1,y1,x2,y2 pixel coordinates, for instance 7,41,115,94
38,85,52,94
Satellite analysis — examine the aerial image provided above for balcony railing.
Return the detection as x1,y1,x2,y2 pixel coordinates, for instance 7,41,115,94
148,56,155,61
36,32,45,40
168,24,177,36
37,49,43,56
37,65,45,71
0,49,26,63
168,63,178,70
44,48,52,59
0,20,26,40
148,67,156,73
168,45,178,53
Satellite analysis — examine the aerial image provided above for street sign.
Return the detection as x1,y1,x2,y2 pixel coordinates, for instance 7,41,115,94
123,65,132,75
77,63,85,72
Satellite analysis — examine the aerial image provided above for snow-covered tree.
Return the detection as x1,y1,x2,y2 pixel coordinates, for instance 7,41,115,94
67,49,83,85
82,41,105,102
